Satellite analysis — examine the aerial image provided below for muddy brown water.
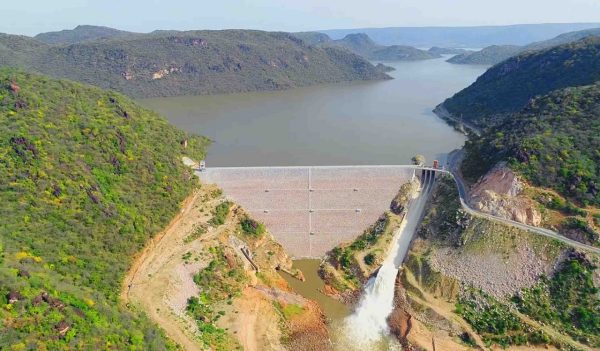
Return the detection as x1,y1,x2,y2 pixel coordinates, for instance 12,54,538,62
279,259,349,321
141,57,487,167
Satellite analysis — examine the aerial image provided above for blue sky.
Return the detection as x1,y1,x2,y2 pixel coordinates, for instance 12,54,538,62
4,0,600,36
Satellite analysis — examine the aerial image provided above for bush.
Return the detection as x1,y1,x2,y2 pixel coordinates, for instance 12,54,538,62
363,253,376,266
210,201,232,226
240,217,265,236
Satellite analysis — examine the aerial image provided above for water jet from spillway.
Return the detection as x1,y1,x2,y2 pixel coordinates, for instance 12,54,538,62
336,171,434,350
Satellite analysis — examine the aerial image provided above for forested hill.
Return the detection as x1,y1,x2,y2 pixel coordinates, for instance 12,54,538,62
0,69,208,349
462,83,600,207
441,36,600,127
34,25,141,45
305,32,440,61
447,27,600,66
0,29,389,98
446,45,522,65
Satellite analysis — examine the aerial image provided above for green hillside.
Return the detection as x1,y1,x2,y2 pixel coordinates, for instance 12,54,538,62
526,27,600,51
0,29,389,98
447,44,523,65
0,69,208,349
447,27,600,66
462,83,600,207
34,25,140,45
442,36,600,127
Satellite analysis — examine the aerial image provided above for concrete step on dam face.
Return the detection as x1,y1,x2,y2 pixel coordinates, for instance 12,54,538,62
199,166,416,258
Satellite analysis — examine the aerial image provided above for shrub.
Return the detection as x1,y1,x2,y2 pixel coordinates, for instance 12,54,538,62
210,201,232,226
240,217,265,236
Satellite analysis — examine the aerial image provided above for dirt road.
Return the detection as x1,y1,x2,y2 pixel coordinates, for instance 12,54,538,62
121,191,206,351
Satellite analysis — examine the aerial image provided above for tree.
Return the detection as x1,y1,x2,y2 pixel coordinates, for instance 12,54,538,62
411,155,425,166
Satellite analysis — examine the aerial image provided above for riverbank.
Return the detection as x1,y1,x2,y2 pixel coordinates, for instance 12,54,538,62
433,103,482,136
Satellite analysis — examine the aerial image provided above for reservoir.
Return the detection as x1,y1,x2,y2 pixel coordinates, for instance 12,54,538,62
141,57,487,167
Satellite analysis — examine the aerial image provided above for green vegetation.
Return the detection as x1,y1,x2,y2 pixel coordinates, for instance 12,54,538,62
326,214,390,286
456,289,551,348
34,25,141,45
0,29,389,98
240,217,266,236
462,83,600,210
447,44,523,65
188,245,247,350
184,224,208,244
593,214,600,227
363,253,376,266
443,36,600,127
537,192,588,217
512,253,599,347
273,301,304,320
0,69,208,349
210,201,232,226
561,218,599,243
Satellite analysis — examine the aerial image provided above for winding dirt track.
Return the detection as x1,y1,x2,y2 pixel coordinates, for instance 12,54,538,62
121,192,204,351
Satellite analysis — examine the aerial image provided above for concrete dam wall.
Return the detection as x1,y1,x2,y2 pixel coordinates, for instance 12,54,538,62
199,166,415,257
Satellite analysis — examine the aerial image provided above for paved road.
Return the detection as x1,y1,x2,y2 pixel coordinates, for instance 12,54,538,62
199,160,600,255
444,149,600,255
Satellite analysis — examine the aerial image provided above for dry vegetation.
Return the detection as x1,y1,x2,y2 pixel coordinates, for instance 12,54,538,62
123,182,331,351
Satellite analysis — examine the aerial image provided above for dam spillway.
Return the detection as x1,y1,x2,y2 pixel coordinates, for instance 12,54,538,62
198,166,416,257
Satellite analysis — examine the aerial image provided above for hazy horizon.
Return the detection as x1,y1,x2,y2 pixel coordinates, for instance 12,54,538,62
3,0,600,36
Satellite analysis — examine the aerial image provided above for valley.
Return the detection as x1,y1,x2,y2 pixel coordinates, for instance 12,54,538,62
2,8,600,351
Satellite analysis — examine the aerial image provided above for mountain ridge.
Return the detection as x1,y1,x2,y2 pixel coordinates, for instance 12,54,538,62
440,36,600,127
0,29,390,98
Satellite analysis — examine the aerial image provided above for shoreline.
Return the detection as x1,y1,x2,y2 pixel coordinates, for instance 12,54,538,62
432,103,482,136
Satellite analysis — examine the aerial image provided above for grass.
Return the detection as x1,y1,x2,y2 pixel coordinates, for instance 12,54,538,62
274,302,305,320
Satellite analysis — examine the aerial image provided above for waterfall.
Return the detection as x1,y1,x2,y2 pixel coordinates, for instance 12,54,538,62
343,261,400,347
337,172,432,350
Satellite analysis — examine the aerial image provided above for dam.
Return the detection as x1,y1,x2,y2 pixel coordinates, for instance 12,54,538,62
199,165,438,257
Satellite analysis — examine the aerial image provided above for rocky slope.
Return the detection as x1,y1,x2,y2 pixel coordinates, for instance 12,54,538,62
392,176,599,350
0,29,390,98
468,163,542,226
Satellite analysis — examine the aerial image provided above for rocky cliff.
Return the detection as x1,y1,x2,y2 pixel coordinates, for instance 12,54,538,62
469,163,542,226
